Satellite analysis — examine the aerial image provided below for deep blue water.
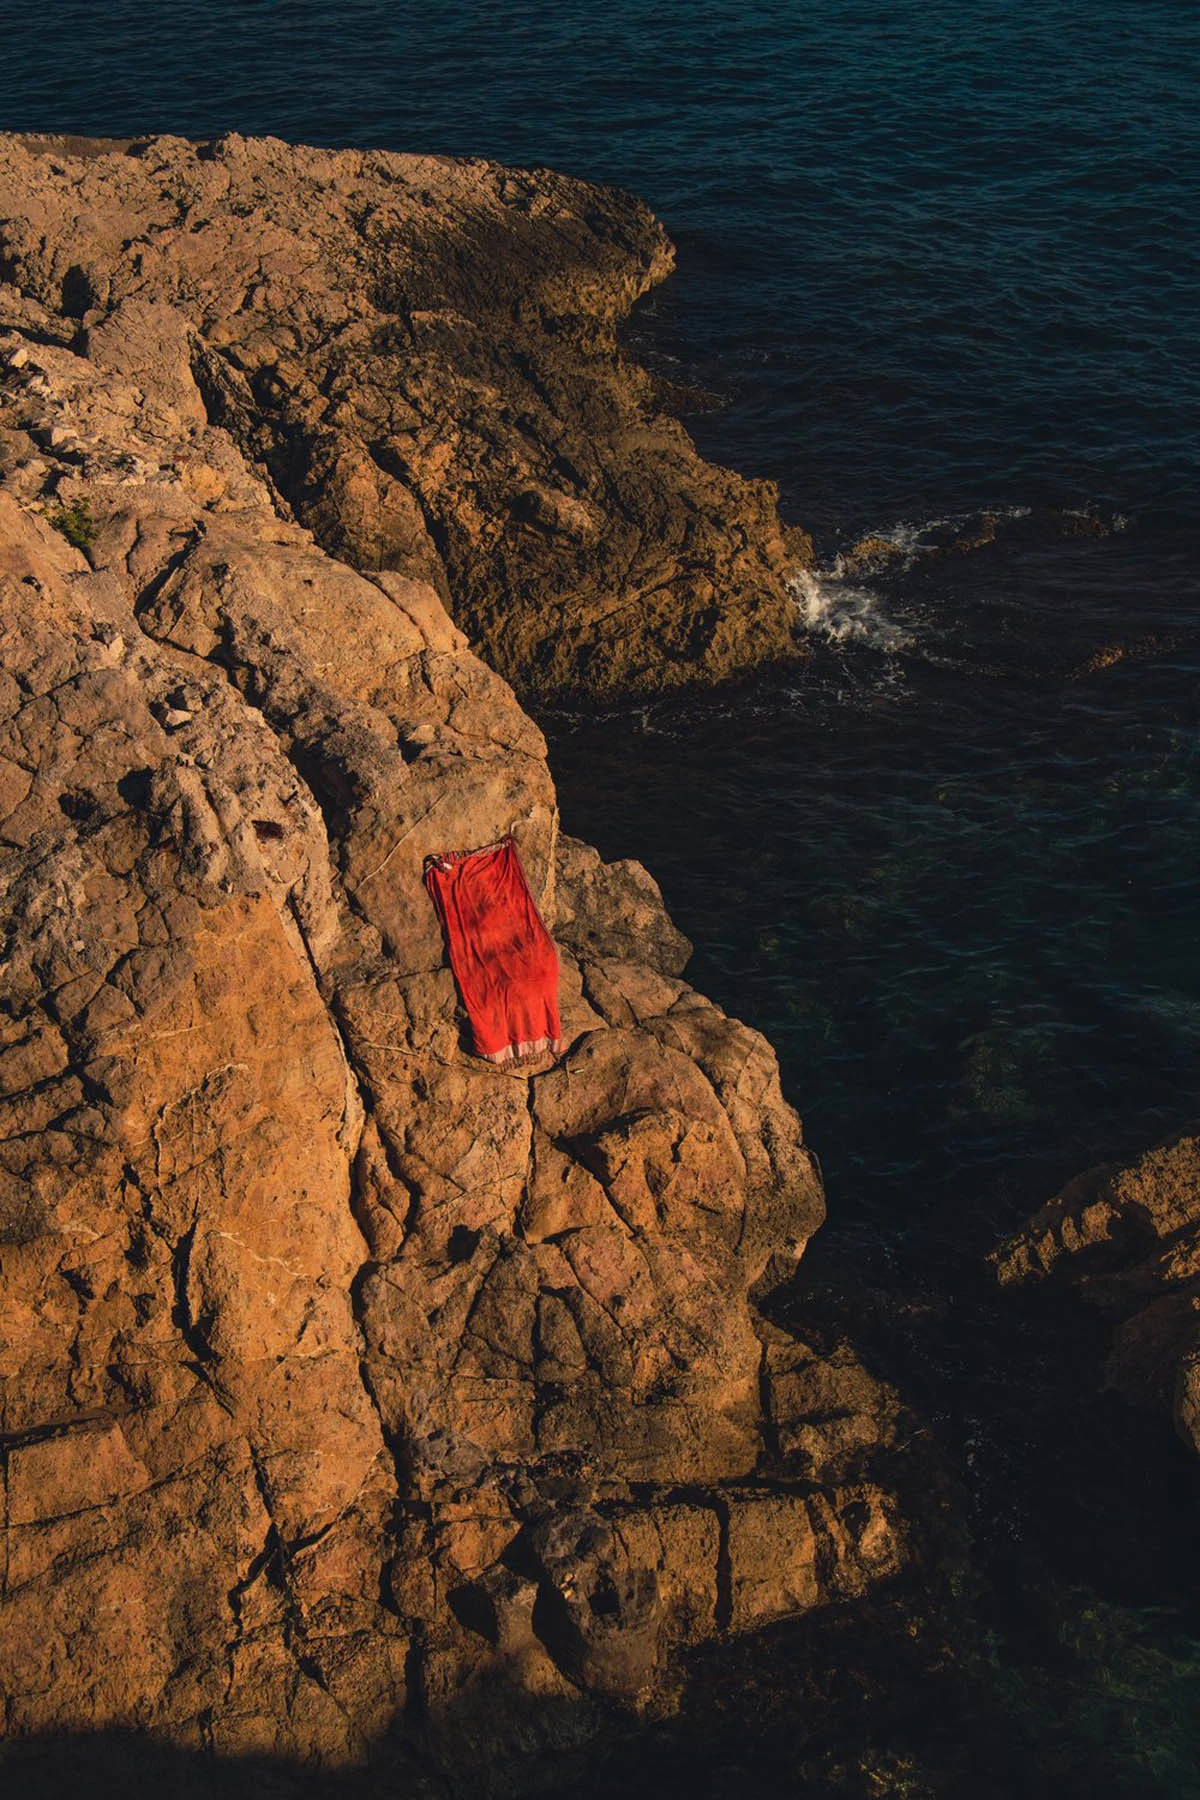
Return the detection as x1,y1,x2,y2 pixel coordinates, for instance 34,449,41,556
7,3,1200,1790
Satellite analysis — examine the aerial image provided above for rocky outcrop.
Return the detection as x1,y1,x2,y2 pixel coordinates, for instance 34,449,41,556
0,130,809,699
994,1130,1200,1457
0,140,905,1775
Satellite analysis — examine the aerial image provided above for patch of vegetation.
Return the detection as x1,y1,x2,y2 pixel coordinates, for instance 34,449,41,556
45,495,98,552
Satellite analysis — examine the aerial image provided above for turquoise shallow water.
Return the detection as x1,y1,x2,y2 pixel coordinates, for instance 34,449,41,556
7,2,1200,1789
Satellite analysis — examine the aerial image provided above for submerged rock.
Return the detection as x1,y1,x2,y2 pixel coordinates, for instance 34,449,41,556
0,135,908,1773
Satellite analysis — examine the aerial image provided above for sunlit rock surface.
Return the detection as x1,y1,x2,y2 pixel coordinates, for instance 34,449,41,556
0,132,904,1772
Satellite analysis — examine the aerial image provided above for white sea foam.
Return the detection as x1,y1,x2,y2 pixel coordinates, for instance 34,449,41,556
789,504,1043,655
789,566,914,652
839,505,1034,572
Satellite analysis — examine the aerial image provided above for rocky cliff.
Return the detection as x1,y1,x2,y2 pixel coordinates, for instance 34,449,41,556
0,134,904,1779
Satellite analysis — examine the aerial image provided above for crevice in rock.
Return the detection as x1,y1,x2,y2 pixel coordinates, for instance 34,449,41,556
187,335,297,522
756,1334,782,1469
809,1498,842,1601
712,1491,733,1633
402,1628,428,1724
0,315,78,350
169,1223,215,1370
0,1406,136,1454
132,526,203,619
123,1157,236,1420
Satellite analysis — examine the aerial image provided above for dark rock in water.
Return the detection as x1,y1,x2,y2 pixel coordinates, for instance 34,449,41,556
0,130,906,1777
994,1129,1200,1455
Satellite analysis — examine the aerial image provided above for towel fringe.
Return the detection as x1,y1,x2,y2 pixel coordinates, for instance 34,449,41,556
477,1034,564,1069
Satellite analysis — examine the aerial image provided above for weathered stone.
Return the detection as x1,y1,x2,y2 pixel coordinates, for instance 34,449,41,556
725,1483,906,1633
0,129,813,698
524,1507,663,1698
995,1130,1200,1455
764,1328,906,1476
0,130,906,1773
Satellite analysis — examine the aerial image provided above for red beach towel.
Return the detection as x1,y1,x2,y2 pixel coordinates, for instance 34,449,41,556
424,835,564,1067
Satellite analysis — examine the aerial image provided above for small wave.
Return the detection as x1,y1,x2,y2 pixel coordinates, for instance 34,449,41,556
836,505,1036,574
1124,989,1200,1038
1057,505,1131,535
789,566,914,652
789,500,1129,660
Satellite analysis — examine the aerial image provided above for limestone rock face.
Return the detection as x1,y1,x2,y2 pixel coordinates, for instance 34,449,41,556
0,130,810,700
994,1131,1200,1456
0,138,903,1774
